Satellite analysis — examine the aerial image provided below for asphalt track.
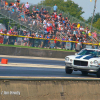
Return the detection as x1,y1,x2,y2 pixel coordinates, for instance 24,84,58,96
0,55,98,78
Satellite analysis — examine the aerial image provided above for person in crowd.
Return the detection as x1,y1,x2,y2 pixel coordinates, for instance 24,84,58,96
92,31,97,41
16,0,20,7
3,29,9,44
53,4,57,12
54,35,58,49
75,39,82,52
0,29,3,33
36,7,40,14
77,22,80,29
88,31,93,39
25,2,29,9
61,36,66,49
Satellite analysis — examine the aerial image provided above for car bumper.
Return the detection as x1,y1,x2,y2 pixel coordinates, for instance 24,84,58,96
65,63,98,73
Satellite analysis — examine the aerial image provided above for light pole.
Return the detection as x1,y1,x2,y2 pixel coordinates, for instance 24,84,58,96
90,0,97,32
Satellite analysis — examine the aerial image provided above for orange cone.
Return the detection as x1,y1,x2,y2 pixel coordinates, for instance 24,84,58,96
1,59,8,64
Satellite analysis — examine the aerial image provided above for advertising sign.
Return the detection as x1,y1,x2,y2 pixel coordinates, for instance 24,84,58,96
65,42,71,50
49,40,55,48
17,37,22,45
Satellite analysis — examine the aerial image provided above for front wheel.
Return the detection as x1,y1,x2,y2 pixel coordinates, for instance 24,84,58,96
65,67,73,74
81,71,88,76
96,68,100,78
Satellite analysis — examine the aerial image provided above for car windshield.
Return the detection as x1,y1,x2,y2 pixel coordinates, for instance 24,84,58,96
78,49,100,57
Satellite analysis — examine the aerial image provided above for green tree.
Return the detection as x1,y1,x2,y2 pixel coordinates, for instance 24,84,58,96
86,13,100,24
60,0,84,20
39,0,84,20
6,0,16,4
39,0,64,7
93,18,100,30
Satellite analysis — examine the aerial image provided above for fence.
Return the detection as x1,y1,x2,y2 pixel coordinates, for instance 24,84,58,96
0,34,99,51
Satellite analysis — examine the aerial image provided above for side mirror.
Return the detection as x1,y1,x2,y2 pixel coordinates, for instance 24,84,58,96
75,53,77,55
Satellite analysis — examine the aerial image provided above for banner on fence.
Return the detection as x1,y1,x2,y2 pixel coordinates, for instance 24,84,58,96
49,40,55,48
65,42,71,50
17,37,22,45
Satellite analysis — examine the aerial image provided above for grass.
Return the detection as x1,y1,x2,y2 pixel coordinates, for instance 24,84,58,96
0,44,75,52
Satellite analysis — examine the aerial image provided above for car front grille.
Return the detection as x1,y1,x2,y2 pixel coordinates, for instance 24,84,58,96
74,60,88,66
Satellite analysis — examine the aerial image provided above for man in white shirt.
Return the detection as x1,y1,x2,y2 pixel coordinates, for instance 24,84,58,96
25,2,29,9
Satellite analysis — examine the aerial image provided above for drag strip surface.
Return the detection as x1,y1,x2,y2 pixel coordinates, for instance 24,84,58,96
0,66,97,78
0,57,64,66
0,55,97,78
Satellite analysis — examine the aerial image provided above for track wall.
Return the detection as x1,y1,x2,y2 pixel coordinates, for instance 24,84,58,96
0,80,100,100
0,46,75,58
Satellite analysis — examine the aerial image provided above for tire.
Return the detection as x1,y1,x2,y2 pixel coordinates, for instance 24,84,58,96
97,68,100,78
65,67,73,74
81,71,88,76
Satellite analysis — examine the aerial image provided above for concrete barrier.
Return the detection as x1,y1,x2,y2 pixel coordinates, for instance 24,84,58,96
0,80,100,100
0,46,75,58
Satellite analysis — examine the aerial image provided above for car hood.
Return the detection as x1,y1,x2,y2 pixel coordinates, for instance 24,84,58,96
67,55,98,60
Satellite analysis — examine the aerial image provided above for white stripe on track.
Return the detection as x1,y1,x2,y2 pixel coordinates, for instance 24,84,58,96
0,55,65,61
0,63,65,69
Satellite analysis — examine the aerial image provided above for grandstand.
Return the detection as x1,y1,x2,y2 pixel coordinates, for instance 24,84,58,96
0,0,99,50
0,1,43,34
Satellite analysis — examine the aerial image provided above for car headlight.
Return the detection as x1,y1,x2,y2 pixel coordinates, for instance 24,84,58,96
65,57,69,61
94,60,98,65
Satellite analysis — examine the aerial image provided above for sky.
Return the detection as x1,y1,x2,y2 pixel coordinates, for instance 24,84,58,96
20,0,100,20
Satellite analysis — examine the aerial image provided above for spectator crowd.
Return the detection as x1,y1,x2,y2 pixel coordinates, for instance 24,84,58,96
0,0,99,51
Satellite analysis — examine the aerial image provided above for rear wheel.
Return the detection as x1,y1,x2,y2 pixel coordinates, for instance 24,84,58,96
97,68,100,78
65,67,73,74
81,71,88,76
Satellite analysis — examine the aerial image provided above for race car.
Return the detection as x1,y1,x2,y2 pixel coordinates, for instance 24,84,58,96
65,48,100,77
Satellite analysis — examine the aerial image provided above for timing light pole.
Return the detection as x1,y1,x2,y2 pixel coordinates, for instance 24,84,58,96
90,0,97,32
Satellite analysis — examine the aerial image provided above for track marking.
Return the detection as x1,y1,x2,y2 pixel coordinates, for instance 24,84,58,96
0,63,65,69
0,55,65,61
